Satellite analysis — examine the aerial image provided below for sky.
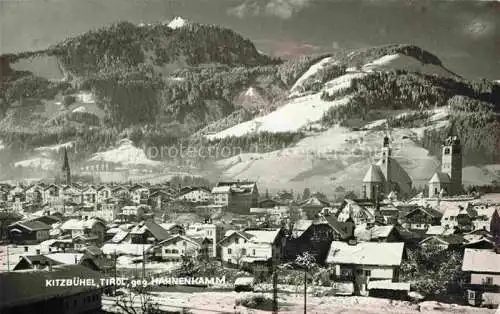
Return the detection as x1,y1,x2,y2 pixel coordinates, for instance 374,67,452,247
0,0,499,79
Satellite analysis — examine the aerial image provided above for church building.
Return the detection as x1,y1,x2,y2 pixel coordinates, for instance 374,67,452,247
362,134,413,201
428,135,463,198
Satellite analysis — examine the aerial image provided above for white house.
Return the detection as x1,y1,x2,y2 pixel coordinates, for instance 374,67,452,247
185,223,218,258
82,186,98,205
178,188,212,203
326,241,405,296
217,228,283,266
152,235,202,262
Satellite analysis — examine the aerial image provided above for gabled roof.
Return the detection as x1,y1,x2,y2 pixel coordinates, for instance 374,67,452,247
376,157,413,194
429,172,451,184
10,220,50,231
363,165,385,183
157,234,201,247
462,249,500,273
354,224,396,241
326,241,404,266
130,221,170,241
404,206,442,219
299,197,330,208
320,215,352,240
218,230,254,245
245,228,281,244
419,234,465,246
60,218,105,231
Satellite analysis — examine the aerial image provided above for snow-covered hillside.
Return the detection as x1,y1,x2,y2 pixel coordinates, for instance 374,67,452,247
88,139,162,167
363,53,455,77
289,57,334,97
206,72,365,140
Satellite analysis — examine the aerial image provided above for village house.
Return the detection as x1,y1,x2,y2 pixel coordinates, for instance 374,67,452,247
129,220,171,244
185,222,219,258
43,184,62,205
96,186,113,204
59,217,106,245
151,234,202,262
178,187,212,204
298,197,331,219
326,241,406,296
0,264,104,314
462,248,500,307
284,218,339,264
211,181,259,213
13,253,101,272
130,184,150,204
336,199,375,226
441,203,475,233
8,220,51,244
159,222,185,235
354,224,402,242
61,185,83,204
85,202,119,223
419,234,465,251
218,228,284,268
112,186,130,200
400,206,442,231
25,185,43,204
119,204,152,222
148,190,173,210
82,186,98,205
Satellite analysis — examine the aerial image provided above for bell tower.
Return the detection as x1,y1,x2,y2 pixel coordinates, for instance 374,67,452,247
62,147,71,185
441,135,462,195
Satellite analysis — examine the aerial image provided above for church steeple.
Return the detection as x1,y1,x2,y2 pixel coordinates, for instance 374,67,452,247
62,147,71,185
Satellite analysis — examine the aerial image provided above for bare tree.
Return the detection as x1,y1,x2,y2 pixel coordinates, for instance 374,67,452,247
295,252,316,314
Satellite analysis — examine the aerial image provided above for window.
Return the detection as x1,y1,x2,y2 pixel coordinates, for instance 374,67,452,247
483,277,494,285
228,248,232,254
468,290,476,301
253,249,256,256
228,259,232,264
241,248,247,255
365,270,371,276
444,148,450,155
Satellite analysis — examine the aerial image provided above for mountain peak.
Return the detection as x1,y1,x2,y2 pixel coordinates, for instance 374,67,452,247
166,16,189,29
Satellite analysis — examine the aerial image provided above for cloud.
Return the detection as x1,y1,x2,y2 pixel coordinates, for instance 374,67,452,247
464,18,495,38
227,2,261,18
228,0,313,19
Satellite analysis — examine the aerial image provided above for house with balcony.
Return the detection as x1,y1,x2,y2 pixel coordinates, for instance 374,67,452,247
462,248,500,307
59,217,106,246
151,234,203,262
25,185,44,204
43,184,62,205
400,206,442,232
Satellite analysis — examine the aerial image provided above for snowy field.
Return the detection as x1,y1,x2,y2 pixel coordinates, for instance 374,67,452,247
102,291,495,314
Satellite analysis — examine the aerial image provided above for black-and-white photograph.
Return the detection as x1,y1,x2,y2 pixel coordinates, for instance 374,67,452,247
0,0,499,313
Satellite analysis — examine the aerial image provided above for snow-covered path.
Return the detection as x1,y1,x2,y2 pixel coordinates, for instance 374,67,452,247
103,291,494,314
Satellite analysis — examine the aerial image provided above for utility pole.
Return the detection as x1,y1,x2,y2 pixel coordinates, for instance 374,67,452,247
303,268,307,314
114,250,117,298
272,257,278,314
142,243,146,280
6,246,10,272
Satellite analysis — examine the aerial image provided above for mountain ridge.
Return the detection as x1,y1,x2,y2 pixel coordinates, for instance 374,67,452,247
0,20,498,190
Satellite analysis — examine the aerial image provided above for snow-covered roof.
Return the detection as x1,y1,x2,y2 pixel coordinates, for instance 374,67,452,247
354,224,395,241
60,218,103,230
44,253,84,265
429,172,451,184
245,229,281,244
110,230,129,243
462,249,500,273
425,225,446,235
375,157,413,194
234,277,255,286
326,241,404,266
212,186,231,194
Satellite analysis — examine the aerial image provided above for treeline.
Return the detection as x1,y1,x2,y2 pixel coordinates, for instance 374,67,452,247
300,64,347,93
51,21,279,76
169,175,212,189
386,111,432,128
321,70,500,127
421,96,500,165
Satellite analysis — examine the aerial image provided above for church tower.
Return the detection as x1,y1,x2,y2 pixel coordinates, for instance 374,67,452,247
379,133,392,195
441,135,462,195
62,147,71,185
